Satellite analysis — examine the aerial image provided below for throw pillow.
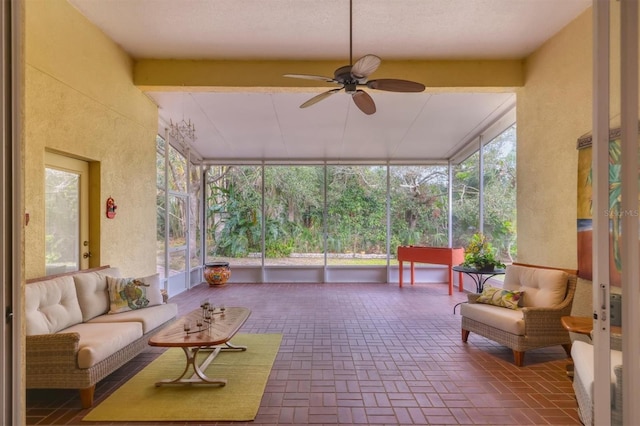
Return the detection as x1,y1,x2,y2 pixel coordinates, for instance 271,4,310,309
476,285,523,310
107,274,163,314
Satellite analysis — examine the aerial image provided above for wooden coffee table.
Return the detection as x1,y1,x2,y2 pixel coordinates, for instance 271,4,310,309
149,306,251,387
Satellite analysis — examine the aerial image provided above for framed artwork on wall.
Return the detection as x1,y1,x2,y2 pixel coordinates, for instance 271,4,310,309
576,125,640,287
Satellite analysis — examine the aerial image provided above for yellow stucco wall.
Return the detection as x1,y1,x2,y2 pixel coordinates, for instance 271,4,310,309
24,0,159,279
516,4,631,269
515,9,593,269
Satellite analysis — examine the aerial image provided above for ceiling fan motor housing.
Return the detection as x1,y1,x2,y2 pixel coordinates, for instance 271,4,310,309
334,65,356,82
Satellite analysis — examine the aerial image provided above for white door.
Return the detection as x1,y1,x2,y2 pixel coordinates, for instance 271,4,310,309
44,152,90,275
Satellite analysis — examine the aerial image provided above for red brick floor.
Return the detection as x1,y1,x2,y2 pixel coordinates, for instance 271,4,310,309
26,281,581,425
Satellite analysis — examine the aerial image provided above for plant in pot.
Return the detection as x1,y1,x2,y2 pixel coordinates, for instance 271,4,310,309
460,233,506,272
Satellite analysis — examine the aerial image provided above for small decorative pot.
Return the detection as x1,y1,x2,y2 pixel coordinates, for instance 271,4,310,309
204,262,231,286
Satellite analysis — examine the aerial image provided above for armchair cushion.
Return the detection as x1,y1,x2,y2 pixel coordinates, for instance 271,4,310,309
460,302,525,335
503,266,568,307
476,285,523,310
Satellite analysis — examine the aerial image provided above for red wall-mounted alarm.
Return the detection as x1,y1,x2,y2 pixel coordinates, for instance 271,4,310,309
106,196,117,219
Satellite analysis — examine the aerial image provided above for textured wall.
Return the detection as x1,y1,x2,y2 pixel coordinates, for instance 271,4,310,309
515,9,593,269
24,0,158,278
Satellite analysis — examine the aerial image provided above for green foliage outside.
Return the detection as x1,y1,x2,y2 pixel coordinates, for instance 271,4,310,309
158,126,517,265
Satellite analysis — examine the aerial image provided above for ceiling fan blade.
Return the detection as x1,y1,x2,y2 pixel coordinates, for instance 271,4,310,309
351,54,381,79
284,74,336,83
367,79,426,92
352,90,376,115
300,88,342,108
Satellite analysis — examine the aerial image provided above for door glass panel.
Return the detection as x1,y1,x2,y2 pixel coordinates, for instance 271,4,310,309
168,195,186,249
189,164,202,269
45,167,80,275
452,151,480,247
168,250,187,277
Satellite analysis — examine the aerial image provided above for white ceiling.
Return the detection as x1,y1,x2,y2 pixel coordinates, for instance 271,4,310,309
68,0,591,161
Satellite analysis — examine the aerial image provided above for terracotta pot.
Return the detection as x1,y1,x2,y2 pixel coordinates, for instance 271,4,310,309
204,262,231,286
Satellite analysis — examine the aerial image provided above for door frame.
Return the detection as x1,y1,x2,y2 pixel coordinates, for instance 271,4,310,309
2,0,23,424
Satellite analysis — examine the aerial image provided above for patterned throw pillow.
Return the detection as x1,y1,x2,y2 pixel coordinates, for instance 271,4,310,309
476,285,523,310
107,274,163,314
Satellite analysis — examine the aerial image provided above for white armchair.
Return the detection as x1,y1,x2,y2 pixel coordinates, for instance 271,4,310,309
460,264,577,366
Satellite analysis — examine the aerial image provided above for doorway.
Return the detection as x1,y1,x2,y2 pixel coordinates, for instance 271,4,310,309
44,152,90,275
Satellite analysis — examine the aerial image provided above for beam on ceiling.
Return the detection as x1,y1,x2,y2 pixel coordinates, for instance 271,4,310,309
134,59,523,91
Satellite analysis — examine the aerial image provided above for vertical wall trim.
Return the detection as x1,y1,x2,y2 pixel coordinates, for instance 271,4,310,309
592,1,612,424
620,0,639,424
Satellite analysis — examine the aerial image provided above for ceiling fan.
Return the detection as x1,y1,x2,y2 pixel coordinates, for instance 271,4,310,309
283,0,426,115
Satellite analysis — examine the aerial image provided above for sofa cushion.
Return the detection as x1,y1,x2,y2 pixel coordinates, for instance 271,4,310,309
88,303,178,333
25,276,83,335
73,267,121,321
571,340,621,403
460,302,525,335
64,322,143,368
503,265,568,308
476,285,522,310
106,274,164,314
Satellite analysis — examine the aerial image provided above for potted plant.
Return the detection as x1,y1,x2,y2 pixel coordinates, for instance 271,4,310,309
460,233,506,271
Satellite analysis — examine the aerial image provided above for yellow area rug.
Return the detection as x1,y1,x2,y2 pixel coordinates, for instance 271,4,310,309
83,333,282,422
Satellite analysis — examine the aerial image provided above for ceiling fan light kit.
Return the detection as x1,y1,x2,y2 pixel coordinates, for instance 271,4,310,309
283,1,425,115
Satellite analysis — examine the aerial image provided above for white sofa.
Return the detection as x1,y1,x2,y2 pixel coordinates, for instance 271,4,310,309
571,339,622,425
567,277,623,425
25,266,178,408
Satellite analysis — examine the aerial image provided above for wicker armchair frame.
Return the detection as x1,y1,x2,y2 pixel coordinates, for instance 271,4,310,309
461,266,577,367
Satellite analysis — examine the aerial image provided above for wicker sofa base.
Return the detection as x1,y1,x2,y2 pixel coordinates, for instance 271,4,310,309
26,320,174,408
571,342,623,426
461,316,572,366
572,361,593,426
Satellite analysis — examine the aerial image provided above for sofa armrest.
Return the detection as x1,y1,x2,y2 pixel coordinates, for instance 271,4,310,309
26,332,81,370
614,364,623,410
467,293,481,303
611,333,622,351
521,306,572,334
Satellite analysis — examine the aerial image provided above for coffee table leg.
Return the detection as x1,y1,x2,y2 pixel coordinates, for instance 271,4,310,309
155,346,227,387
223,341,247,351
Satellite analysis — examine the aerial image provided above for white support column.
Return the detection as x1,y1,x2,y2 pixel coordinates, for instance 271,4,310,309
185,146,191,289
385,163,391,281
447,161,453,247
478,136,484,234
163,128,170,293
